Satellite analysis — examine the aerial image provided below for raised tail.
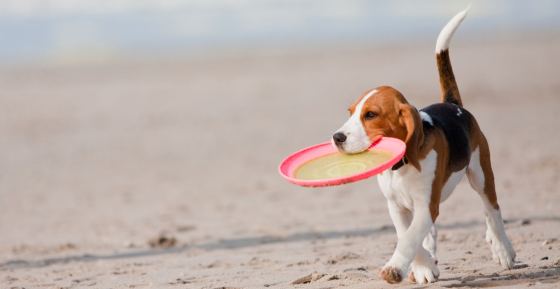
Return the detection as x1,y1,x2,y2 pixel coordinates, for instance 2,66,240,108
435,7,469,106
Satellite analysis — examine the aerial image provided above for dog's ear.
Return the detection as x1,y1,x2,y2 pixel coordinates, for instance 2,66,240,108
399,104,424,171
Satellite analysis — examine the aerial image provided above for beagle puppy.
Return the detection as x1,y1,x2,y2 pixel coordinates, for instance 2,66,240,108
333,8,516,284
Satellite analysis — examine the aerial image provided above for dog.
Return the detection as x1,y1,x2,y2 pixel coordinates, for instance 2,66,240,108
332,8,516,284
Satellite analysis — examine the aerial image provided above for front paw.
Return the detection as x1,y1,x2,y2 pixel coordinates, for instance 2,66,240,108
408,258,439,284
379,266,403,284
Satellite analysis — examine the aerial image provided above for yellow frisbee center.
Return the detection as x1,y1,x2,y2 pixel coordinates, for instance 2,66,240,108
294,149,392,180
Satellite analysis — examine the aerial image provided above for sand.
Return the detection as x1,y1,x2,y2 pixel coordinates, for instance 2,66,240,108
1,35,559,288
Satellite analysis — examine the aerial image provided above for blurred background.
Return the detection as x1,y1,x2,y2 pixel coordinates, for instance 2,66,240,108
0,0,559,63
1,1,559,287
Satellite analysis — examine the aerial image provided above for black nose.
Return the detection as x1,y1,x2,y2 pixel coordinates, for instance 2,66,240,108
333,132,347,144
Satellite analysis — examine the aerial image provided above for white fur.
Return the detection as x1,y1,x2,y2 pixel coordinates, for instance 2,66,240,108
334,89,377,153
435,6,470,53
466,148,484,191
467,147,516,269
378,150,439,281
419,111,433,125
422,225,438,260
440,170,465,202
411,249,440,284
378,150,438,213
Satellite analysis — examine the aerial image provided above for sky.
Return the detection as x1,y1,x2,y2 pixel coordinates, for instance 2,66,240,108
0,0,559,63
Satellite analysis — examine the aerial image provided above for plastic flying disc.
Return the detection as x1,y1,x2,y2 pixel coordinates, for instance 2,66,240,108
278,137,406,187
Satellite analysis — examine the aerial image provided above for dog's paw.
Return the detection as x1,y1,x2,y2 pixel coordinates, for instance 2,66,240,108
408,258,439,284
379,265,403,284
486,230,516,269
491,239,516,269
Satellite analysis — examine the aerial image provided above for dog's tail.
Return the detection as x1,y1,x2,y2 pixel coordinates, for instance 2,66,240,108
435,6,469,107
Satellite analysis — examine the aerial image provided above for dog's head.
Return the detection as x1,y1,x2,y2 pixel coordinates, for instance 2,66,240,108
332,86,424,170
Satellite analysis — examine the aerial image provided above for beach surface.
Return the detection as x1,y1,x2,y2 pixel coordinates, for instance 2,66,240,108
1,36,559,288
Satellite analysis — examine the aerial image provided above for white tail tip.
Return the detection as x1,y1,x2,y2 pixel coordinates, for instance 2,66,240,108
435,5,470,53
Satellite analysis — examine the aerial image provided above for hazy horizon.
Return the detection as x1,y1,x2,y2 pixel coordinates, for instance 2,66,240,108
1,0,559,64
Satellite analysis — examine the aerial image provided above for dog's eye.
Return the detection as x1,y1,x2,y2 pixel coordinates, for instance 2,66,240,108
364,111,377,120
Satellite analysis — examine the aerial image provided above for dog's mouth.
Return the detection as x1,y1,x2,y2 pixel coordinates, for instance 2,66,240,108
333,134,383,154
369,135,383,147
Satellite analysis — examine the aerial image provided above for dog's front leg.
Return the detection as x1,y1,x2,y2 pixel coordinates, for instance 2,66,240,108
380,201,433,284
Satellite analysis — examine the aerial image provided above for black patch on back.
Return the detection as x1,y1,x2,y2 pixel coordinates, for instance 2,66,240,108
421,103,472,172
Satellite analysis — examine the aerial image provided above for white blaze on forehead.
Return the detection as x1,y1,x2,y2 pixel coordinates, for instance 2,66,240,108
350,89,377,122
335,89,377,153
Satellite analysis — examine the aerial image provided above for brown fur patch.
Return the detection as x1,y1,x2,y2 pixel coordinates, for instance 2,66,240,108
349,86,425,171
399,103,424,171
380,266,403,284
437,50,462,106
428,130,449,222
468,119,500,210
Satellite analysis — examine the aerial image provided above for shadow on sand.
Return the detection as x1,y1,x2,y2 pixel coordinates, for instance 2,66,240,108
440,266,560,288
1,215,559,289
1,224,393,270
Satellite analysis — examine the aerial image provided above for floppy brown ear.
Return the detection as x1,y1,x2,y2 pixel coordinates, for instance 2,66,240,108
399,104,424,171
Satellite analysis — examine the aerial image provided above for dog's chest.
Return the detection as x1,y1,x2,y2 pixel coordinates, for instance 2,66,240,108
377,150,438,209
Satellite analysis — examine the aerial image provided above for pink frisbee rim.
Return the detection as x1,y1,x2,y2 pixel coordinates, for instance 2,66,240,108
278,137,406,187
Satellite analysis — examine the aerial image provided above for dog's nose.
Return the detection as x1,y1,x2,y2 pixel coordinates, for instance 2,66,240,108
333,132,347,144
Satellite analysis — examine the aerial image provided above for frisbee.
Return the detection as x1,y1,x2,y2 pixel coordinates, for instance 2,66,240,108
278,137,406,187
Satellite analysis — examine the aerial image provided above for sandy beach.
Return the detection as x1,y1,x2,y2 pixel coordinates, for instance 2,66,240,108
1,35,559,288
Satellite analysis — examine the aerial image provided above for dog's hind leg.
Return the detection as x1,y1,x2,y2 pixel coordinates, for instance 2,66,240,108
467,137,516,269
